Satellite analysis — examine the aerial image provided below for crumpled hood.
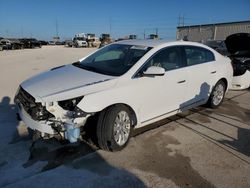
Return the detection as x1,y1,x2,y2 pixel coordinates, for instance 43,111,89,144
225,33,250,57
21,64,116,102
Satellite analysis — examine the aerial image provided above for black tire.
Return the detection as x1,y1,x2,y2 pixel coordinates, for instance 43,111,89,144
28,129,41,141
207,80,226,108
97,105,132,151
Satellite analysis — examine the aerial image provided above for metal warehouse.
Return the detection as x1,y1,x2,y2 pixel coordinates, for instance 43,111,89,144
176,20,250,43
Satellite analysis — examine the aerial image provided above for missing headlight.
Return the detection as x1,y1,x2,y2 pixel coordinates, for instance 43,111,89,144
58,96,83,111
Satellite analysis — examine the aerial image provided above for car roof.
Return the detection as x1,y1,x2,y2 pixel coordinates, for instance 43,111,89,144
115,39,174,47
114,39,208,49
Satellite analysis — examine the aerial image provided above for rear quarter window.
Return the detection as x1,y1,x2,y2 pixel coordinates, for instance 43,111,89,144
184,46,215,66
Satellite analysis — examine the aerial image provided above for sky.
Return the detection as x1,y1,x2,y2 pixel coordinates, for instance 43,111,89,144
0,0,250,40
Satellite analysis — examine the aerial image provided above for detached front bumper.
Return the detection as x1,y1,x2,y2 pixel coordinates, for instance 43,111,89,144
17,104,55,135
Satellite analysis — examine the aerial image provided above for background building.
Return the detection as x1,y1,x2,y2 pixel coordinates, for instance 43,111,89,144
177,20,250,43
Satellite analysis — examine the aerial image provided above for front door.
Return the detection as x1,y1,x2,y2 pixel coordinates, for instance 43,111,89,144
131,46,188,125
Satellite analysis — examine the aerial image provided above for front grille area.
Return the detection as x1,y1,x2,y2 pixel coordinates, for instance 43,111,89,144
15,86,54,121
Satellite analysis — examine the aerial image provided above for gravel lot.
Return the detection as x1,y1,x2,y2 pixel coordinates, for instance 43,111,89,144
0,46,249,188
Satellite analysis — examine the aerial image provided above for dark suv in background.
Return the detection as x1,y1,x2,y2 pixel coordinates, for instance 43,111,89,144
19,38,41,48
0,38,23,50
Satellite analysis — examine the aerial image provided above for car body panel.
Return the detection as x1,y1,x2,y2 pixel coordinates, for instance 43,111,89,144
21,64,116,102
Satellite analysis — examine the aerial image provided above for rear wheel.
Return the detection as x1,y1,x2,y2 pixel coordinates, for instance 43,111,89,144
97,105,132,151
207,80,226,108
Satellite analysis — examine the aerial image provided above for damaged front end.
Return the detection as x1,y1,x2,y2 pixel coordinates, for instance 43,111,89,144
15,86,91,143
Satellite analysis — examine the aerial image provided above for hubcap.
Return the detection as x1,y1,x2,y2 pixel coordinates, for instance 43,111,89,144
212,84,224,106
113,111,131,146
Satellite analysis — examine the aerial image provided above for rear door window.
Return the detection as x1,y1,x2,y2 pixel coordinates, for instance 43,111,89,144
184,46,215,66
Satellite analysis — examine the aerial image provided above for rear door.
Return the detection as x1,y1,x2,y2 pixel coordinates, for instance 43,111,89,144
181,45,216,108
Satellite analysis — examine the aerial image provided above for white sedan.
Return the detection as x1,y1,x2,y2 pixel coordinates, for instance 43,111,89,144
15,40,233,151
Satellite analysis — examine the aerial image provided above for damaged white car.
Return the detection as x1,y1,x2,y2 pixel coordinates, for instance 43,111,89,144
15,40,233,151
225,33,250,90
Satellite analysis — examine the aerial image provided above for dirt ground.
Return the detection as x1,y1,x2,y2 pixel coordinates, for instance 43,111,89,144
0,46,249,188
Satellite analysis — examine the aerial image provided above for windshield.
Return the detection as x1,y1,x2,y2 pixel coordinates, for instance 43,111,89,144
75,37,85,41
74,44,151,76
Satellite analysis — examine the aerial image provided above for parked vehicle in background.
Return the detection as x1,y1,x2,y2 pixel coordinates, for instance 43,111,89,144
73,33,88,47
15,40,232,151
48,41,56,45
86,33,101,48
39,40,49,45
0,38,23,50
19,38,41,48
205,40,229,56
129,35,137,40
99,33,112,48
225,33,250,90
0,39,11,50
149,34,158,39
64,39,73,47
1,39,13,50
55,41,64,45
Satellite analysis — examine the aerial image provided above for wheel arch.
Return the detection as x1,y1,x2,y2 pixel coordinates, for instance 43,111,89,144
218,77,228,91
102,103,138,127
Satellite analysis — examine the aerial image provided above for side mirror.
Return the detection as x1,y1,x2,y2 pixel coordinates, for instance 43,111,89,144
143,66,165,76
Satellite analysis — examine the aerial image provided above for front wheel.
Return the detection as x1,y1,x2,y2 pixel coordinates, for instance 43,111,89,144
97,105,132,151
207,80,226,108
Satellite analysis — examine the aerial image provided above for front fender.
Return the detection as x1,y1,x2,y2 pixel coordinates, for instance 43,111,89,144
77,86,142,125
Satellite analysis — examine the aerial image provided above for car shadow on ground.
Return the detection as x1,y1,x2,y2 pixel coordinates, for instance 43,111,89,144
133,85,250,161
212,100,250,157
23,139,97,171
177,84,250,160
0,96,24,143
0,96,146,187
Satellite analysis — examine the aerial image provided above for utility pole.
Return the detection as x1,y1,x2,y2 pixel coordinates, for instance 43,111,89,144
5,29,9,37
21,26,23,38
155,28,158,35
55,19,59,37
143,30,146,39
178,14,185,27
109,17,112,36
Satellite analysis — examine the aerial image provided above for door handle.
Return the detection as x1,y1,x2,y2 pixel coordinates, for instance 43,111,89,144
211,71,217,74
177,80,186,84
